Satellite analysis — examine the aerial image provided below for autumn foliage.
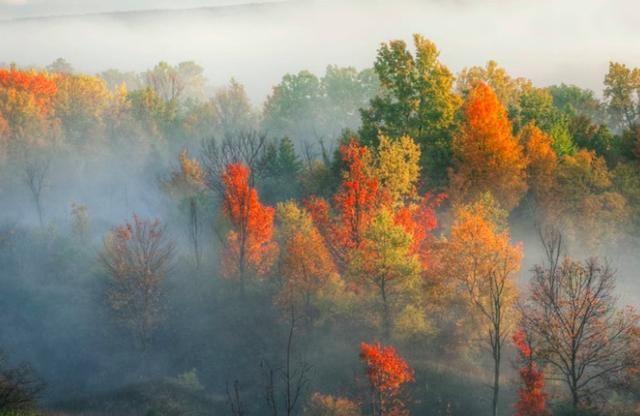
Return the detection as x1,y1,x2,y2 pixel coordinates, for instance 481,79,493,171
359,342,414,416
0,68,58,114
5,34,640,416
520,123,557,204
307,137,444,274
450,82,527,210
165,149,206,197
393,192,444,269
306,139,383,268
513,329,548,416
0,68,59,153
275,201,336,320
99,215,175,350
221,163,277,284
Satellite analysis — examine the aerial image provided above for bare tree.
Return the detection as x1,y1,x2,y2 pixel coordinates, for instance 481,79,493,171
0,350,44,412
226,379,245,416
22,158,49,228
200,130,268,194
521,229,640,410
144,61,205,103
162,150,207,270
262,304,312,416
99,215,175,351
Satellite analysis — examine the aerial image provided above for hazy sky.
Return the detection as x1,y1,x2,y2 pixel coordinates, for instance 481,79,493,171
0,0,277,18
0,0,638,103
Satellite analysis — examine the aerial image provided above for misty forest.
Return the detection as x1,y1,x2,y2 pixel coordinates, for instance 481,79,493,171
2,2,640,416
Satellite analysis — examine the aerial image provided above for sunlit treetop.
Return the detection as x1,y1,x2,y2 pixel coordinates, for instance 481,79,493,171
0,68,58,114
450,82,528,211
221,162,277,279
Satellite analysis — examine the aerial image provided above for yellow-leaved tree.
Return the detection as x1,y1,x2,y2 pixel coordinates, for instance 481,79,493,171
275,201,337,325
347,208,424,341
164,150,207,269
442,198,522,416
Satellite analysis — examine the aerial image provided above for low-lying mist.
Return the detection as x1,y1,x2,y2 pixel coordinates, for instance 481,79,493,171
1,2,640,415
1,0,639,103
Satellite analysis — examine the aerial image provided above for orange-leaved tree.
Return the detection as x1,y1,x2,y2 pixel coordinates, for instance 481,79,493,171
442,198,522,416
0,68,59,155
519,123,557,209
513,328,548,416
450,82,527,211
359,342,414,416
221,162,277,293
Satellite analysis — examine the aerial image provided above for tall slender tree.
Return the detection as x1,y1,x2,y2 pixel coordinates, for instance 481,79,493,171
443,201,522,416
221,163,277,294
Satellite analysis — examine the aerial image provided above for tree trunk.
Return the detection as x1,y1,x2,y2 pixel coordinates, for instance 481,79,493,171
492,355,500,416
189,197,201,270
492,329,501,416
570,375,579,409
380,280,391,342
34,194,43,228
286,305,294,416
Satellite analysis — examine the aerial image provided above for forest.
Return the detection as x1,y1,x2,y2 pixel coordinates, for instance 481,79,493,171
1,29,640,416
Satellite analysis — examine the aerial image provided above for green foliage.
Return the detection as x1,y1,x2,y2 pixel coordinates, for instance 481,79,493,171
549,83,605,123
568,115,615,161
47,57,73,74
263,70,321,137
359,34,461,186
53,380,219,416
322,65,379,135
549,116,577,156
99,68,143,91
514,86,555,131
603,61,640,131
552,404,600,416
348,209,424,338
261,137,303,203
128,87,172,139
263,67,377,141
266,137,303,178
211,78,257,136
173,369,204,392
612,162,640,231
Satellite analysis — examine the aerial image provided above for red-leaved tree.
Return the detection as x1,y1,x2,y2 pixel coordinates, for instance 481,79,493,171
221,163,277,293
306,139,384,270
513,328,548,416
393,192,445,269
359,342,414,416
